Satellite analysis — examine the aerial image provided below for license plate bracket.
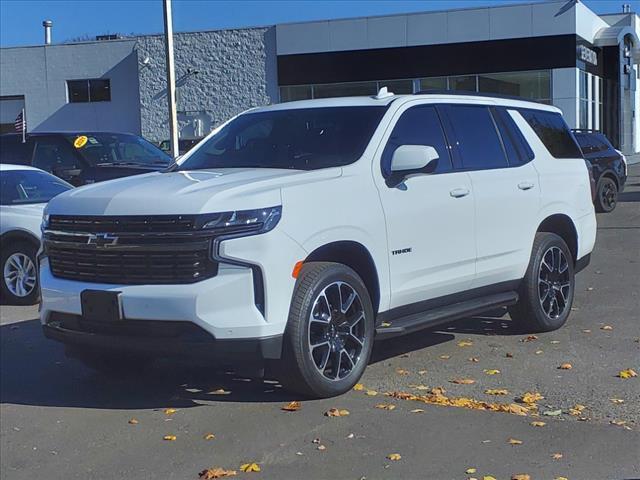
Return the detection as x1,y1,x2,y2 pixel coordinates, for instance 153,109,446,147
81,290,123,322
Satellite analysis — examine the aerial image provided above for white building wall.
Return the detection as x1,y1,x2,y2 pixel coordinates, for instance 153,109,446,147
552,67,580,128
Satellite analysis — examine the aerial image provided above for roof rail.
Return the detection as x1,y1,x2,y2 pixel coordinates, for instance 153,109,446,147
413,89,549,105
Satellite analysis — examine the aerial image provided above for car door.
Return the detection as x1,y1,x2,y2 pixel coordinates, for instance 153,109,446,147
440,104,540,288
374,103,476,310
31,136,86,186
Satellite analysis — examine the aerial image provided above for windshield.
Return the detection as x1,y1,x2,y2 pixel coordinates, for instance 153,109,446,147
65,133,171,166
0,170,72,205
177,106,387,171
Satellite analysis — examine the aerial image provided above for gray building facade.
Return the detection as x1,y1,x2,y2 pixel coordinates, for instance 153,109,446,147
1,0,638,155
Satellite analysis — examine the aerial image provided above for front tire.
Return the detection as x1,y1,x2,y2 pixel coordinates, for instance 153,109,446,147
508,233,575,332
1,242,39,305
278,262,374,398
595,177,618,213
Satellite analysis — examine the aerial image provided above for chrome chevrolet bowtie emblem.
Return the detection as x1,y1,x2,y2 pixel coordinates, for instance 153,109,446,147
87,233,119,247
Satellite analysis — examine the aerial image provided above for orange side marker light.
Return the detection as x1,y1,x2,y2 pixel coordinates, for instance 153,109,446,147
292,261,304,278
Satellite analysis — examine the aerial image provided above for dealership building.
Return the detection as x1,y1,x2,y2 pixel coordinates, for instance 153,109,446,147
1,0,639,156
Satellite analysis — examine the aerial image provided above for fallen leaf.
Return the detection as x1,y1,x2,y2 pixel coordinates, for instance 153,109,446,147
386,453,402,461
535,350,544,355
558,363,573,370
164,408,177,415
418,369,428,375
543,409,563,416
587,286,594,291
388,391,533,416
582,329,591,333
512,475,531,480
617,369,637,379
457,340,473,347
281,401,301,412
239,463,261,473
439,355,451,360
552,453,563,460
375,403,396,410
163,435,177,441
365,390,378,396
505,352,514,358
569,404,586,416
210,389,231,395
199,468,237,479
601,325,613,331
484,476,498,480
530,421,546,427
410,384,431,391
317,444,326,451
610,398,625,404
204,433,216,440
410,408,424,413
353,383,364,391
469,357,480,363
346,433,354,439
451,378,476,385
610,419,630,429
521,335,538,342
325,408,350,417
396,368,409,376
519,391,544,404
485,389,509,396
484,369,501,375
508,438,523,445
554,477,568,480
550,340,560,344
431,386,446,395
380,322,392,327
466,467,477,474
128,418,139,425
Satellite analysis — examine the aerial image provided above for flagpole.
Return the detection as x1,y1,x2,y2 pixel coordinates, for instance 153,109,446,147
21,108,26,144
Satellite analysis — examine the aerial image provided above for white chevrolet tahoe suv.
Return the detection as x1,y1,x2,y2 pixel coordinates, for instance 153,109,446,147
39,91,596,397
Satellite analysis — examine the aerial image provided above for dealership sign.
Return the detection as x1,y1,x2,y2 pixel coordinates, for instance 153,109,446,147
578,45,598,66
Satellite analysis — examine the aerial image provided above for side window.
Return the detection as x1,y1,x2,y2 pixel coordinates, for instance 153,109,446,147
518,109,582,159
381,105,452,176
442,105,508,170
32,137,81,173
0,137,31,164
492,107,534,166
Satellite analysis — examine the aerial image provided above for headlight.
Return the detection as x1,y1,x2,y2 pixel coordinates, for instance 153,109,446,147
200,206,282,235
41,212,50,232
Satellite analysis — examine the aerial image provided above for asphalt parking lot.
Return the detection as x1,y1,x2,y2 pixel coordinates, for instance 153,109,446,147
1,165,639,480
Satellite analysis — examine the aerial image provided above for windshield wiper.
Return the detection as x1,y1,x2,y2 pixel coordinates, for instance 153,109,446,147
95,161,164,167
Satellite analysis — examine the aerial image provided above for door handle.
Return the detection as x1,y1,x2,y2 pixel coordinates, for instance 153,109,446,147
518,181,535,191
450,187,470,198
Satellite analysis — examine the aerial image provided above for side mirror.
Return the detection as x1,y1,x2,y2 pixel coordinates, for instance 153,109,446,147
386,145,439,188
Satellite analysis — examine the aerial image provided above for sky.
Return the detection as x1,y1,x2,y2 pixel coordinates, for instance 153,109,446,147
1,0,639,48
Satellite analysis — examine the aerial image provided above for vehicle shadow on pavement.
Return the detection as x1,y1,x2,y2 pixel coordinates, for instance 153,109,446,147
1,310,518,409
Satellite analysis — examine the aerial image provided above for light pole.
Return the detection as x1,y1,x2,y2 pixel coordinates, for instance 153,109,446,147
163,0,179,159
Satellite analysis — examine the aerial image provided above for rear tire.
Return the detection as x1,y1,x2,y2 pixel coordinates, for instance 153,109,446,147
595,177,618,213
278,262,374,398
508,233,575,332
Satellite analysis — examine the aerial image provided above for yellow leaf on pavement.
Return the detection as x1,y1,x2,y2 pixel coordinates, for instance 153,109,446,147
325,408,349,417
163,435,177,441
281,401,301,412
554,477,569,480
601,325,613,330
618,369,637,379
508,438,523,445
558,363,573,370
519,391,544,404
530,421,546,427
128,418,139,425
484,369,501,375
552,453,563,460
353,383,364,391
375,403,396,410
451,378,476,385
485,389,509,395
199,467,237,479
512,475,531,480
164,408,177,415
410,408,424,413
365,390,378,396
457,340,473,347
610,398,625,404
439,355,450,360
396,368,409,376
204,433,216,440
239,463,261,473
466,467,477,474
386,453,402,461
483,476,498,480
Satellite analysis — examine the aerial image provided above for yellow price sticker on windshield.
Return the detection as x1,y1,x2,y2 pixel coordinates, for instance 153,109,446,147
73,135,88,149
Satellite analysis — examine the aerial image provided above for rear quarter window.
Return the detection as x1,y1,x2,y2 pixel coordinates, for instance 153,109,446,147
518,109,582,159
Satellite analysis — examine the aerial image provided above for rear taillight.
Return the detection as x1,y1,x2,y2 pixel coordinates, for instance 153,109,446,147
585,160,596,200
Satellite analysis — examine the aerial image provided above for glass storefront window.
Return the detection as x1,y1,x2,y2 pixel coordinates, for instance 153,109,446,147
478,70,550,101
280,85,313,102
419,77,448,91
378,79,413,94
313,81,378,99
449,75,477,92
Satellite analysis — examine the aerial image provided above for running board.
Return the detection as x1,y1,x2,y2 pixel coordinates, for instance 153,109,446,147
375,291,519,340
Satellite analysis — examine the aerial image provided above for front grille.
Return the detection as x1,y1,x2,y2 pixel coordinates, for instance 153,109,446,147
45,215,218,285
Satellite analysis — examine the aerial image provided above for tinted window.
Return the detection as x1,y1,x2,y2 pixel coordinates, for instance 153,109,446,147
0,169,71,205
443,105,508,170
178,107,387,171
492,108,534,166
519,109,582,158
0,136,32,164
381,105,452,176
67,79,111,103
32,137,81,173
65,133,170,166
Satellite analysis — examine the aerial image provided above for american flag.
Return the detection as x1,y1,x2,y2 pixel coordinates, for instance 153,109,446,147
14,109,26,134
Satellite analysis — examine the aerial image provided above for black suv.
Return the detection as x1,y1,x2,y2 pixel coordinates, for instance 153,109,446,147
0,132,172,186
572,130,627,212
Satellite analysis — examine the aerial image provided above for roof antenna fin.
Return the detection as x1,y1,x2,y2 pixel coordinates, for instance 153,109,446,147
374,86,394,99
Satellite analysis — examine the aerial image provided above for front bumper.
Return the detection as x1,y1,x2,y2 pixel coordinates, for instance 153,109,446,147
42,312,282,361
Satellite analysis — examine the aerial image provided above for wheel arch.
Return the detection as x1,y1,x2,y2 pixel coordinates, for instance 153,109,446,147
0,230,40,252
599,170,619,189
304,241,381,315
536,214,578,264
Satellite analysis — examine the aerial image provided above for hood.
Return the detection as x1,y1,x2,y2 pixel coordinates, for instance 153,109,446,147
46,168,341,216
2,203,46,217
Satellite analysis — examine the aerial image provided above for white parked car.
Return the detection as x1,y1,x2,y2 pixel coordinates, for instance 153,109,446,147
1,164,72,304
39,91,596,397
